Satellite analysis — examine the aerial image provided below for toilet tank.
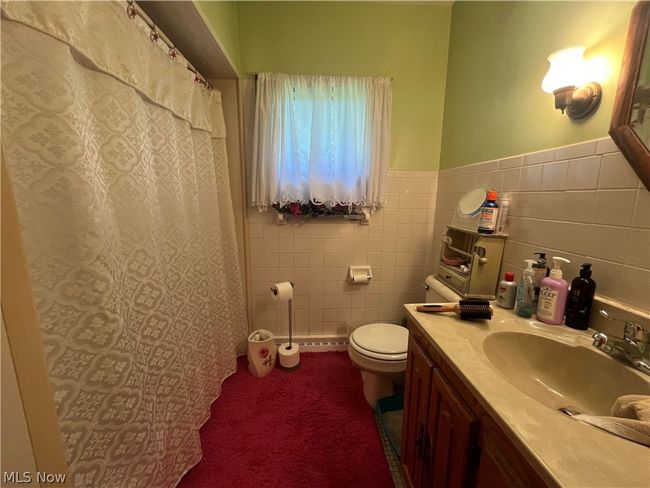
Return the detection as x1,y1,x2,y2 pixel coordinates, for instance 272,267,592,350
424,275,461,302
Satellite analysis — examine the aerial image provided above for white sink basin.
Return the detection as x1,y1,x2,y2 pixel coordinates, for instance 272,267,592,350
483,331,650,415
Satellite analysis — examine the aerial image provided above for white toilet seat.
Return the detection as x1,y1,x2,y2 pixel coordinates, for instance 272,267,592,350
349,323,408,361
347,323,409,407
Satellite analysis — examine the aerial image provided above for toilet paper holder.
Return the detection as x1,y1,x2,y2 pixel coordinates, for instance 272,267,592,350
347,266,373,284
269,282,300,371
269,282,295,347
270,282,294,297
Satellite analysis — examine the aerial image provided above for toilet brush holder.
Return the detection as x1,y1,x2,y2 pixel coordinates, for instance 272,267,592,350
247,329,277,378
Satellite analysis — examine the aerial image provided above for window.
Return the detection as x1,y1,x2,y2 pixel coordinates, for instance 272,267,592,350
250,73,392,215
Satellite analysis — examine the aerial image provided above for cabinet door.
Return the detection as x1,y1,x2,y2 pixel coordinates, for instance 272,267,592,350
475,444,509,488
423,368,479,488
401,337,434,488
475,431,548,488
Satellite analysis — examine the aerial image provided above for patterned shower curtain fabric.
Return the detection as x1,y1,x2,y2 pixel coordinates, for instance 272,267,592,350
1,2,248,487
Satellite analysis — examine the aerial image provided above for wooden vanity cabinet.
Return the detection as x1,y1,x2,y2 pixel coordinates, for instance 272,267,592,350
424,369,479,487
402,337,433,487
401,320,548,488
402,335,479,487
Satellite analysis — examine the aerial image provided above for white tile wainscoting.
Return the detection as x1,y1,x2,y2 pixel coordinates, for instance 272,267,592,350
434,138,650,312
247,170,438,338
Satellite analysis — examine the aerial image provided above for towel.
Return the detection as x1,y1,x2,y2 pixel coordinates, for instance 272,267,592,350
612,395,650,421
575,395,650,447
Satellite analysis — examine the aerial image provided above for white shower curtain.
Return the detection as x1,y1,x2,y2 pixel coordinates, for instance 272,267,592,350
1,2,247,487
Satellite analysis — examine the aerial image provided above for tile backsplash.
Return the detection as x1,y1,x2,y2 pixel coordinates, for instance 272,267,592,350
247,170,438,337
434,137,650,312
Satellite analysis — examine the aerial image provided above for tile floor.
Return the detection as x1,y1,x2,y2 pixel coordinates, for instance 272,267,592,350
374,412,406,487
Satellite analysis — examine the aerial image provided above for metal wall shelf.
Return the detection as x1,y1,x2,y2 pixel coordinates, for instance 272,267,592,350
275,210,370,225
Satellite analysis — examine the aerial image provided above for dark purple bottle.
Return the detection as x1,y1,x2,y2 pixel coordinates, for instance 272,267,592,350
565,263,596,330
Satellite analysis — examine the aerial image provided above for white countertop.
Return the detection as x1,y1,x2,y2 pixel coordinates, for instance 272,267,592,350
404,303,650,488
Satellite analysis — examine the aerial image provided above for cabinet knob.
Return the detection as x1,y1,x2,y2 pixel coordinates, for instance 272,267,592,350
415,423,426,454
422,432,432,463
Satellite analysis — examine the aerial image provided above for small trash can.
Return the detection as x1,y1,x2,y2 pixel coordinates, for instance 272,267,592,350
247,329,277,378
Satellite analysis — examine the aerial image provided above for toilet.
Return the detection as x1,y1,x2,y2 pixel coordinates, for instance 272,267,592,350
348,275,461,407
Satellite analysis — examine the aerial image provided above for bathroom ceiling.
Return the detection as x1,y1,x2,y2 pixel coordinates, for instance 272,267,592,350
138,1,239,79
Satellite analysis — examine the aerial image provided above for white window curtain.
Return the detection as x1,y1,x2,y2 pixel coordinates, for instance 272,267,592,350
1,2,247,487
250,73,392,212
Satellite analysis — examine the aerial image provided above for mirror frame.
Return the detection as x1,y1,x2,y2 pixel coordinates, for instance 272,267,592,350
610,1,650,190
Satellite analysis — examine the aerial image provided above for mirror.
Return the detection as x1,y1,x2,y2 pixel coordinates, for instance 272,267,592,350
632,27,650,148
610,1,650,190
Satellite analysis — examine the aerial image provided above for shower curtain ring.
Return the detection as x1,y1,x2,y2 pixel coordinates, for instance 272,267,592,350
126,1,137,19
150,26,160,43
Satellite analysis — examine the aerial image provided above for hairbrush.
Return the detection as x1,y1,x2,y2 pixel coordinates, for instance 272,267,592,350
416,299,493,320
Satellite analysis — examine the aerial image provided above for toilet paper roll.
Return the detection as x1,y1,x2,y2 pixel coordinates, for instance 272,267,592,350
348,267,372,284
425,274,438,291
278,342,300,369
271,282,293,302
351,269,365,283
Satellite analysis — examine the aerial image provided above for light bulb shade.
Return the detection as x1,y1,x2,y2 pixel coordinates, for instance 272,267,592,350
541,46,587,93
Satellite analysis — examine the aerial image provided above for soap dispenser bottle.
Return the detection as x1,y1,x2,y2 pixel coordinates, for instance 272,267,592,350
533,253,549,275
536,257,570,325
515,260,536,318
531,253,549,310
565,263,596,330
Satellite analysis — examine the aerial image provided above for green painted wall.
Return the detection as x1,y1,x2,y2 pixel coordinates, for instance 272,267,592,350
440,1,634,169
196,1,241,73
236,2,452,171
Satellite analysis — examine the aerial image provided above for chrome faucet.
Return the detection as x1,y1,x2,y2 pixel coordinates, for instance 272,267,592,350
592,310,650,376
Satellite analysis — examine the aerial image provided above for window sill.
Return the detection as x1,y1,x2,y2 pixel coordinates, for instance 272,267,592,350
275,211,370,225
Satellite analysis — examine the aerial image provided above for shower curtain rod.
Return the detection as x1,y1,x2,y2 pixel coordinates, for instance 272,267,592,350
126,0,212,90
251,72,394,81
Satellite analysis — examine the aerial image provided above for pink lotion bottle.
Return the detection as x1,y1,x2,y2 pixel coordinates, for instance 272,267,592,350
536,257,571,325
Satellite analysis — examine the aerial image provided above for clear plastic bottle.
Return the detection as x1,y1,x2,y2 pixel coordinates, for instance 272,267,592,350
531,252,549,310
495,193,510,234
515,260,536,318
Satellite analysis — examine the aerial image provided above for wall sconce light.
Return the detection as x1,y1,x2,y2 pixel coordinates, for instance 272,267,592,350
542,46,602,120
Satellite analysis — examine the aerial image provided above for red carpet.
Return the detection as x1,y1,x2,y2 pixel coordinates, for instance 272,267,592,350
178,352,394,488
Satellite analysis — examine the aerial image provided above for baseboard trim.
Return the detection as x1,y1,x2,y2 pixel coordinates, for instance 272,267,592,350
272,335,348,352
